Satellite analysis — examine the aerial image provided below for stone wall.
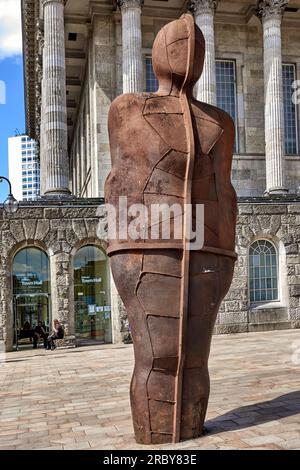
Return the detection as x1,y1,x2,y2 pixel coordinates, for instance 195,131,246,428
70,15,116,199
70,13,300,201
216,200,300,334
1,199,299,351
215,21,265,156
214,19,300,196
0,201,123,352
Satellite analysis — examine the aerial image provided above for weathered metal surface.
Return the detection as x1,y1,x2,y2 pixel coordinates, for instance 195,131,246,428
105,14,237,444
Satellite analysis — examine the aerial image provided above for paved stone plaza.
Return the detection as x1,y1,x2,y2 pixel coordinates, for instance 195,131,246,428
0,329,300,450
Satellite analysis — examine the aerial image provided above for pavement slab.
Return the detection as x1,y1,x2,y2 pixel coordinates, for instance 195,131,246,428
0,329,300,450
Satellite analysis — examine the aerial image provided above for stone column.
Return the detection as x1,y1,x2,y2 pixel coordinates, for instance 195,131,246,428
0,255,13,352
118,0,143,93
41,0,70,196
49,249,76,346
256,0,288,195
189,0,218,105
115,13,123,96
110,270,123,344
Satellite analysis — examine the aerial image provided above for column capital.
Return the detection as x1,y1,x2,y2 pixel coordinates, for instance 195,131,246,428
41,0,66,7
117,0,144,9
188,0,218,16
256,0,288,22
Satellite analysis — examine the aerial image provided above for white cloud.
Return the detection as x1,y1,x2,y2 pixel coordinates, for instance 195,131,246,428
0,0,22,60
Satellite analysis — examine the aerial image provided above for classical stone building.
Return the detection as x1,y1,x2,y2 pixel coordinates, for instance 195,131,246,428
1,0,299,352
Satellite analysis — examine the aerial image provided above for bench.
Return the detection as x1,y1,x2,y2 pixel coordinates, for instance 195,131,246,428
53,336,76,349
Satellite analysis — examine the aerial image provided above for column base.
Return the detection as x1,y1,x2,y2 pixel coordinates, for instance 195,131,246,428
264,187,289,196
41,190,75,200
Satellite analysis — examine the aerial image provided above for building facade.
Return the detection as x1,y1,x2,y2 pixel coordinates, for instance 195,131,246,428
8,135,40,201
0,0,299,352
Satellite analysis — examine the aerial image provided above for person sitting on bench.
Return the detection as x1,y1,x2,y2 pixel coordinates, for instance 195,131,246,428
19,321,34,342
33,321,48,349
47,319,64,350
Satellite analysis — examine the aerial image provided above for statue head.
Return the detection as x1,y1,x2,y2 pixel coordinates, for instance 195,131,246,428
152,13,205,96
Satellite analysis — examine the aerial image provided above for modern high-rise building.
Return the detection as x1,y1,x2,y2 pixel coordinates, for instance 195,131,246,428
8,135,40,202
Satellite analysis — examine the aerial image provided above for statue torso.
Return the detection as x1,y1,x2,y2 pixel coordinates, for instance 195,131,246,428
105,92,236,253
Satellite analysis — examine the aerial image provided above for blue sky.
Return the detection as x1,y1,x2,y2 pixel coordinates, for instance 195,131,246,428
0,0,24,202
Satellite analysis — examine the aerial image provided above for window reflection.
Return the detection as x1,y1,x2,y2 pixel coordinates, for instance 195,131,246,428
13,247,49,295
74,245,112,343
12,248,50,347
249,240,278,303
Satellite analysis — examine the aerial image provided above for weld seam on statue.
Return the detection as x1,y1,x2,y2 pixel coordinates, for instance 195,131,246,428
172,14,195,444
105,13,237,444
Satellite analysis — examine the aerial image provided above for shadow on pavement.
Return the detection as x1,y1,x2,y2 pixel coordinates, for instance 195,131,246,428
205,391,300,434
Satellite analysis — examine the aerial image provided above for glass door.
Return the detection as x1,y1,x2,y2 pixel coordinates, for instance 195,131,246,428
74,246,112,343
12,247,51,350
14,294,50,349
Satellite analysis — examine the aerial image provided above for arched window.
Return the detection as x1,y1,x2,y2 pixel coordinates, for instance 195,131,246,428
13,247,49,295
249,240,278,303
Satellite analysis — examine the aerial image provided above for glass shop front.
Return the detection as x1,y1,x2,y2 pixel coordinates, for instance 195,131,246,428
12,247,50,349
74,245,112,343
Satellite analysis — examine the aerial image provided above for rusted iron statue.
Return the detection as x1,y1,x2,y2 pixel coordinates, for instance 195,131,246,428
105,13,237,444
